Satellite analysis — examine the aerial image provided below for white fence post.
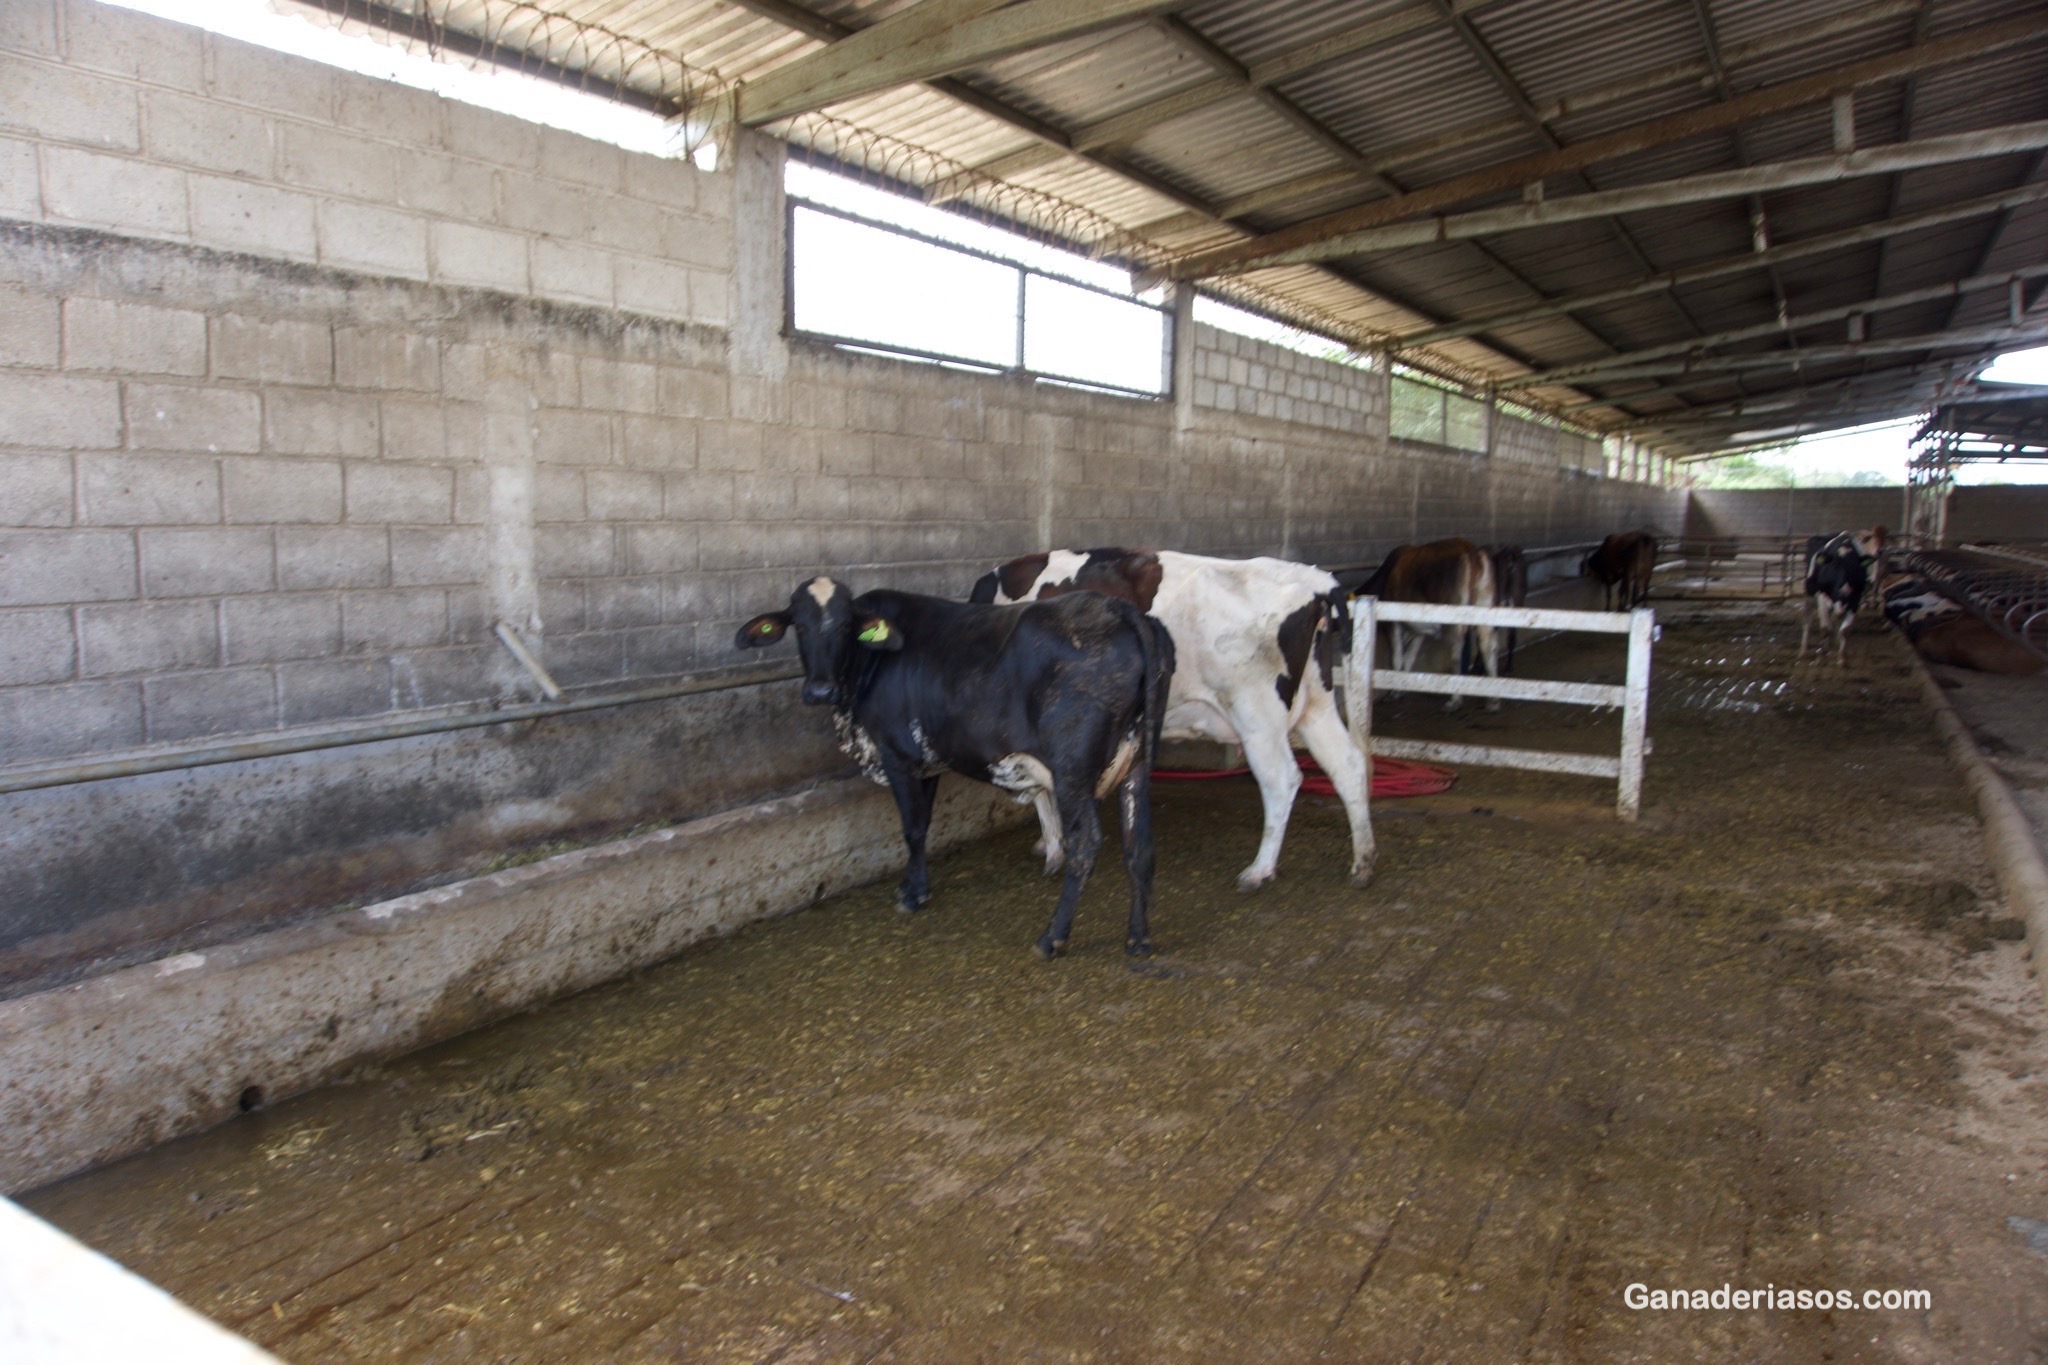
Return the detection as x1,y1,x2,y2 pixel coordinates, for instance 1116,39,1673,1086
1618,607,1656,821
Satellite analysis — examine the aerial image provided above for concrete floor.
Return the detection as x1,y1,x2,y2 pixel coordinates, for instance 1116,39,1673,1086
24,602,2048,1362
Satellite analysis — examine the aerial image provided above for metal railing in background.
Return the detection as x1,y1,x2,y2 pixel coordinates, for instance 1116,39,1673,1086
1900,546,2048,660
1353,599,1658,821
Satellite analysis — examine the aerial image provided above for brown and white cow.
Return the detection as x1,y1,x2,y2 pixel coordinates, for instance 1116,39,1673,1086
971,549,1373,892
1581,531,1658,611
1359,537,1500,709
1880,570,2043,676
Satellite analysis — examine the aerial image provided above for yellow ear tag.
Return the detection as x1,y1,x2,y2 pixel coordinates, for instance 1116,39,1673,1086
858,621,890,644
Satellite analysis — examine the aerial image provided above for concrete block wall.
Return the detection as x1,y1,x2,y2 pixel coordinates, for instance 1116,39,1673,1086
1,0,1678,995
1686,485,2048,544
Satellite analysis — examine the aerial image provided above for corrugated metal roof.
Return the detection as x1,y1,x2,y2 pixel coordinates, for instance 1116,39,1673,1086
314,0,2048,454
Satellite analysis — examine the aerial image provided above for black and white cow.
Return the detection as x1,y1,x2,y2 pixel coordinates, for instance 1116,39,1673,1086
1798,532,1869,666
738,576,1174,958
1880,570,2043,676
970,549,1373,892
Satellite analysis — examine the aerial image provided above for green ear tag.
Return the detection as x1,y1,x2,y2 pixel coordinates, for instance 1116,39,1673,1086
858,621,890,644
756,620,778,634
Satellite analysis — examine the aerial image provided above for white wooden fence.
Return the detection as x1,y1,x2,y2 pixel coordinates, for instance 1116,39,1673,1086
1351,600,1658,821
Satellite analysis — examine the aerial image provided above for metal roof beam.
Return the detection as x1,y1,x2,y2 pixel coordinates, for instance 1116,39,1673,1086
735,0,1171,127
1525,325,2048,391
1502,263,2048,391
1392,182,2048,348
1558,357,1978,414
1192,121,2048,275
1157,13,2048,282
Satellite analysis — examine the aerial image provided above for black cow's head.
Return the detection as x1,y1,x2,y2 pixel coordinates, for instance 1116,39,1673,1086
736,576,902,706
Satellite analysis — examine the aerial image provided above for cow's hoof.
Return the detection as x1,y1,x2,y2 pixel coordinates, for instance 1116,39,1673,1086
1125,936,1152,957
1034,935,1067,960
897,892,930,914
1484,699,1502,714
1235,869,1274,894
1349,865,1375,889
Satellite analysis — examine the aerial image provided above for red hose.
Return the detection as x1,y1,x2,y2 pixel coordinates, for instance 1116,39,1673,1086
1154,752,1456,799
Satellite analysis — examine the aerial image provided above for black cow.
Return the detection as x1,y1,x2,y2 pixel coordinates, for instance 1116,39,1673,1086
1798,532,1869,666
737,576,1174,959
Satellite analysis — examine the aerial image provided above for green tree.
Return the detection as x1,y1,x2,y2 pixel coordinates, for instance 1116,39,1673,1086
1692,452,1795,488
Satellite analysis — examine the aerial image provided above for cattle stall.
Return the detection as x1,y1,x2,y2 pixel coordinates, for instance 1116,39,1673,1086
20,598,2048,1360
6,0,2048,1359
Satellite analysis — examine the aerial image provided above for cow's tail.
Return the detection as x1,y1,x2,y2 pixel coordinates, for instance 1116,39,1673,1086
1329,588,1371,761
1110,597,1173,783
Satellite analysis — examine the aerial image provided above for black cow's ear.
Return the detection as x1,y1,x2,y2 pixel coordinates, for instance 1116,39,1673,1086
967,570,999,604
736,612,791,649
854,616,905,652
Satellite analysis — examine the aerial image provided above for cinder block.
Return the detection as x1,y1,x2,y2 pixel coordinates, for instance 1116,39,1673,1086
142,89,271,177
278,120,393,202
0,607,76,686
318,201,429,281
376,396,448,464
63,298,206,376
696,420,761,473
624,154,696,211
661,571,727,624
579,357,659,415
0,528,135,604
212,315,331,386
656,366,726,421
621,623,695,678
443,99,538,171
144,666,277,742
223,593,341,663
0,452,72,527
530,239,614,307
534,523,614,579
535,409,612,465
664,471,732,522
585,468,664,520
278,656,389,725
587,577,663,629
345,461,453,525
586,195,663,256
78,453,220,525
445,585,488,640
759,424,820,475
660,213,732,272
401,642,508,705
265,389,379,458
495,171,588,239
78,599,218,675
393,151,495,221
0,136,38,217
451,468,488,525
342,587,448,650
733,472,797,519
537,631,623,688
187,175,318,260
693,165,733,221
0,1,59,56
624,523,696,574
126,382,261,453
278,525,388,589
538,127,623,192
0,679,143,762
335,78,444,154
390,526,486,587
62,0,203,85
618,414,695,469
430,220,529,293
689,270,729,327
335,328,440,392
532,467,585,522
139,526,274,597
41,146,187,236
221,456,342,524
0,54,140,151
612,256,692,322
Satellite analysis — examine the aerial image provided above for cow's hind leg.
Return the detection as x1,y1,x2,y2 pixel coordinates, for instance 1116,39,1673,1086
991,753,1063,874
1295,690,1375,886
1834,607,1855,667
1231,698,1304,892
1114,761,1156,955
1037,792,1103,959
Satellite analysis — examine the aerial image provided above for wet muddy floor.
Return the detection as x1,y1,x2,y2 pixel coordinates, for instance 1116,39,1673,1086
24,600,2048,1362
